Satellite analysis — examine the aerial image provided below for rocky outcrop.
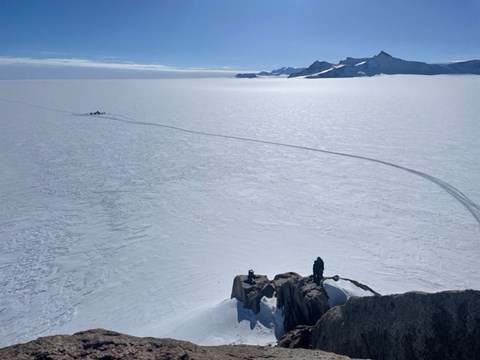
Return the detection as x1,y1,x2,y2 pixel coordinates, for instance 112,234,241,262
277,276,330,332
231,271,377,338
272,272,302,288
0,329,354,360
230,272,303,315
231,273,275,314
311,289,480,360
277,325,313,349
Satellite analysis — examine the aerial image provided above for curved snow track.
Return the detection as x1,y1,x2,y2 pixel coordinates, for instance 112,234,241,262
2,97,479,226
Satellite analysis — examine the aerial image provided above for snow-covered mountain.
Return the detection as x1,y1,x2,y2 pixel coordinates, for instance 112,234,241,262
236,51,480,79
287,61,334,78
338,57,370,66
305,51,480,78
307,51,447,78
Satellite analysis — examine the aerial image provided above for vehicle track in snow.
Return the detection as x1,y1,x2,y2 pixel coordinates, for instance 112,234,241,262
1,96,479,226
104,112,480,226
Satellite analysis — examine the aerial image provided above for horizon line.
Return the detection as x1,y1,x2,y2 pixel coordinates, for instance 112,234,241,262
0,56,258,74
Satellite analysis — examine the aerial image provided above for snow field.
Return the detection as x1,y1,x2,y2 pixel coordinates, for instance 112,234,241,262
0,76,479,347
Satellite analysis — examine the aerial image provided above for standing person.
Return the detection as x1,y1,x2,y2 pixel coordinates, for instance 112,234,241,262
313,257,324,285
246,269,256,285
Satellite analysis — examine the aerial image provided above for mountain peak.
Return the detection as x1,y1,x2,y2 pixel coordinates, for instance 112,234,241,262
376,51,393,58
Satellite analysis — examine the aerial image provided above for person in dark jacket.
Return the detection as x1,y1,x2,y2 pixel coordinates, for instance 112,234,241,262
313,257,324,285
246,269,256,285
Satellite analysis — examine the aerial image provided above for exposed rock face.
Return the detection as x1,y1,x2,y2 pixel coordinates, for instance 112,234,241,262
231,271,377,339
312,290,480,360
272,272,301,288
277,276,330,332
230,274,275,314
0,329,354,360
277,325,313,349
231,271,378,348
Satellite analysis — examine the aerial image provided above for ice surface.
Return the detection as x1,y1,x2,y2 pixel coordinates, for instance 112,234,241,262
0,76,479,347
323,279,375,307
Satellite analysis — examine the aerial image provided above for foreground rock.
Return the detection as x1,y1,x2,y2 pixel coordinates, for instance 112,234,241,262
231,271,377,341
230,271,479,358
277,276,330,332
276,325,313,349
0,329,355,360
312,290,480,360
231,273,275,314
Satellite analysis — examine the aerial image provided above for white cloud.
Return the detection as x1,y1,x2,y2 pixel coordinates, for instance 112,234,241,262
0,56,240,74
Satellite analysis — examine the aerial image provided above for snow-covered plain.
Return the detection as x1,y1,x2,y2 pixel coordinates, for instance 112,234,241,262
0,76,479,347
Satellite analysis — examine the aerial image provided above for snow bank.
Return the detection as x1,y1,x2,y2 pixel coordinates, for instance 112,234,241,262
153,297,282,346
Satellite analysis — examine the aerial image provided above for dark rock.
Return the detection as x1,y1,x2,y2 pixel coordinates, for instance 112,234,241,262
277,325,313,349
231,274,275,314
276,276,330,332
235,73,257,78
311,290,480,360
272,272,301,288
0,328,354,360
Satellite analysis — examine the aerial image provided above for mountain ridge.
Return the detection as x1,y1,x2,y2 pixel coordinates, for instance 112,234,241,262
236,51,480,78
236,66,305,78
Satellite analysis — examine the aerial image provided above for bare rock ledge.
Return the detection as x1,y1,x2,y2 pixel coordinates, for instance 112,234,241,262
0,329,356,360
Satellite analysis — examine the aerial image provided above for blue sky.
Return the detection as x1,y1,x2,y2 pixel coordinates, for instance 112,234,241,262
1,0,479,71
